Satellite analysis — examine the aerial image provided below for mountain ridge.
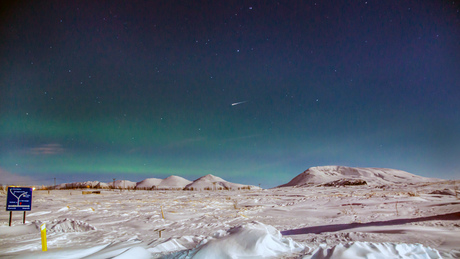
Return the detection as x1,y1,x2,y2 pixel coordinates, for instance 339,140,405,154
278,165,441,187
56,174,258,190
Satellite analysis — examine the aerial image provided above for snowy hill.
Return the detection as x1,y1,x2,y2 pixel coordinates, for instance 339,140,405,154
136,176,191,190
135,178,163,189
184,174,259,191
159,175,192,189
278,166,440,187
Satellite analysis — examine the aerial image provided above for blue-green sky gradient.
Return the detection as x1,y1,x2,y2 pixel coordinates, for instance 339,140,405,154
1,1,459,187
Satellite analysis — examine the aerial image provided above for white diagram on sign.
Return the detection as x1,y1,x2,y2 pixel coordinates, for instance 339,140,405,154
10,189,28,205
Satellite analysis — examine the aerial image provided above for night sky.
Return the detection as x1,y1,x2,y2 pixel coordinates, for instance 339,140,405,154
1,1,459,188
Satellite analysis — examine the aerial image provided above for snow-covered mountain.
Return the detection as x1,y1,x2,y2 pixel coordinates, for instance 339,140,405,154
184,174,259,191
136,176,191,190
158,175,192,189
135,178,163,189
278,166,440,187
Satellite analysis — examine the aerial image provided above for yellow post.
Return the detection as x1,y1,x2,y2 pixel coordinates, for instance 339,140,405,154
40,223,47,252
161,206,165,219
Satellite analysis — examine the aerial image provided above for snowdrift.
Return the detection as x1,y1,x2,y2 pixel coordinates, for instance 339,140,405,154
165,221,304,258
162,222,444,258
279,166,439,187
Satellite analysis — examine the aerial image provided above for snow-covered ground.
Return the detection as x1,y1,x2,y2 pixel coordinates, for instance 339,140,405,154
1,179,459,258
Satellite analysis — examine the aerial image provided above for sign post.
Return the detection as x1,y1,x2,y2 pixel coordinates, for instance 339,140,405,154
6,187,33,226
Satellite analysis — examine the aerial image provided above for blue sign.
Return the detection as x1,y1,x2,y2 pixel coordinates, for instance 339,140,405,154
6,187,33,211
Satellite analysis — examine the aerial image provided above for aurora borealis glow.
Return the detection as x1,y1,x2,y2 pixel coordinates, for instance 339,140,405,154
1,1,459,187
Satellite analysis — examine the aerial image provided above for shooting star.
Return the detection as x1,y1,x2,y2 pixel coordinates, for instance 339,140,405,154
231,101,248,106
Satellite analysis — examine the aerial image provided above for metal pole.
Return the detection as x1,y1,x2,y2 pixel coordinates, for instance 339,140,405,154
9,211,13,226
23,211,26,224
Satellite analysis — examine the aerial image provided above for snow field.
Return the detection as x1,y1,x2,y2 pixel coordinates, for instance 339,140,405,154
0,181,459,258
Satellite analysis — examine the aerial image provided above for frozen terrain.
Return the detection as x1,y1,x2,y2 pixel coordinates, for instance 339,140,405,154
1,167,459,258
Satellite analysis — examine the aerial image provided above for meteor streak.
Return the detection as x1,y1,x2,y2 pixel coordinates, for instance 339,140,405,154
231,101,248,106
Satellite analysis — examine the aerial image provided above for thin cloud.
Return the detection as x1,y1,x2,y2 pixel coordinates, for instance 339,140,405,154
29,143,65,155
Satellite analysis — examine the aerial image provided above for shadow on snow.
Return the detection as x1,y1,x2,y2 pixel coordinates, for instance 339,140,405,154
281,211,460,235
